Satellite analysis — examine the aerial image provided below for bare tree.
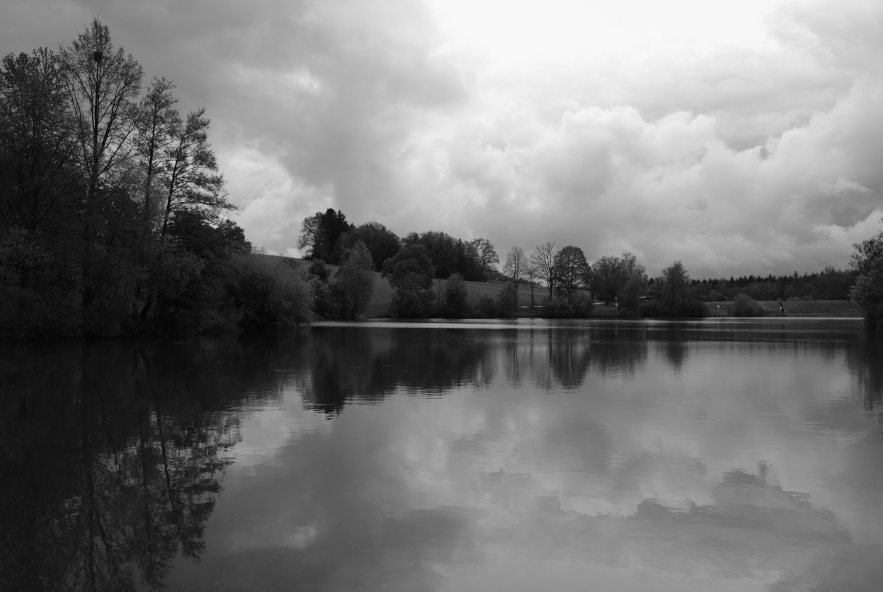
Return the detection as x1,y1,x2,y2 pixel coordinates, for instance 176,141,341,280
530,242,557,299
503,246,527,309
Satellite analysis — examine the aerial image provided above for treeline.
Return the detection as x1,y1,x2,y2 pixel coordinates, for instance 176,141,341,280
688,267,856,302
0,20,313,340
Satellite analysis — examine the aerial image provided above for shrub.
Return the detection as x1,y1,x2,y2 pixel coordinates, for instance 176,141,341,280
471,293,498,318
640,300,671,318
497,282,517,318
708,290,728,302
673,299,709,317
389,289,435,318
542,297,573,318
571,294,594,318
235,254,313,329
440,274,470,318
731,293,767,317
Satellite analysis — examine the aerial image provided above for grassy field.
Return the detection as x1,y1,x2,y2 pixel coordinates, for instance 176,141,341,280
278,257,861,318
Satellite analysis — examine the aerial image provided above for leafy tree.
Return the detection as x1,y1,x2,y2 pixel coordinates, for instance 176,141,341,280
850,230,883,326
297,208,353,264
158,108,229,238
590,256,623,305
0,49,80,234
502,246,527,308
381,244,436,317
235,254,313,329
340,221,399,271
552,245,588,301
440,273,470,318
334,240,375,318
658,260,690,309
531,242,557,299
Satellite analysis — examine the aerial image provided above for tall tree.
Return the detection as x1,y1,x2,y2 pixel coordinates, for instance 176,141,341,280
531,242,557,299
159,108,228,239
60,18,143,305
134,77,178,240
658,260,691,309
552,245,588,301
591,256,623,305
335,240,375,318
503,246,527,308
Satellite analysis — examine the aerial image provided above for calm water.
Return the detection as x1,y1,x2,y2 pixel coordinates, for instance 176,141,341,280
3,319,883,591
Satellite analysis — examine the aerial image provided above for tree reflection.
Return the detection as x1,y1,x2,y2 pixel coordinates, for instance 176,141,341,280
299,328,497,415
0,339,277,591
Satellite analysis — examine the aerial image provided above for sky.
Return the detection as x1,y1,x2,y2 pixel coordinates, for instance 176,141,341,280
2,0,882,277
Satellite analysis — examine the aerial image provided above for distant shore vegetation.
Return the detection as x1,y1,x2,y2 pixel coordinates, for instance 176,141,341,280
2,21,881,340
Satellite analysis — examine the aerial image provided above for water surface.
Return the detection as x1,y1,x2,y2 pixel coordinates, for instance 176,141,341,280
3,319,883,591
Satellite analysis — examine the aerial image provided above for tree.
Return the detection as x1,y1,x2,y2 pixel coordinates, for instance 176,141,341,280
658,261,690,309
502,246,527,308
60,19,143,306
134,77,178,241
296,212,322,259
552,245,588,301
525,262,538,308
0,49,80,234
340,221,399,271
471,238,499,278
381,244,436,317
334,240,375,318
850,230,883,326
591,256,623,305
531,242,557,299
159,108,229,238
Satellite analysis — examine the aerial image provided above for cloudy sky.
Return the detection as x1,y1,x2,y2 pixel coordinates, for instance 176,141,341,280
2,0,882,277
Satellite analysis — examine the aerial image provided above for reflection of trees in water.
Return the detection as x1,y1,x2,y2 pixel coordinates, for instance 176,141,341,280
502,327,648,390
299,328,497,416
0,335,308,591
845,330,883,417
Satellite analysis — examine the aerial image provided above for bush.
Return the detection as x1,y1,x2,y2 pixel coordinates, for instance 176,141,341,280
471,293,498,318
497,282,517,318
674,299,709,317
708,290,728,301
389,289,435,318
440,274,470,318
235,254,313,329
571,294,594,318
731,293,767,317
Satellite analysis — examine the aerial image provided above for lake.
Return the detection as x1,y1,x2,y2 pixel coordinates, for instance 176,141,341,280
3,319,883,591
